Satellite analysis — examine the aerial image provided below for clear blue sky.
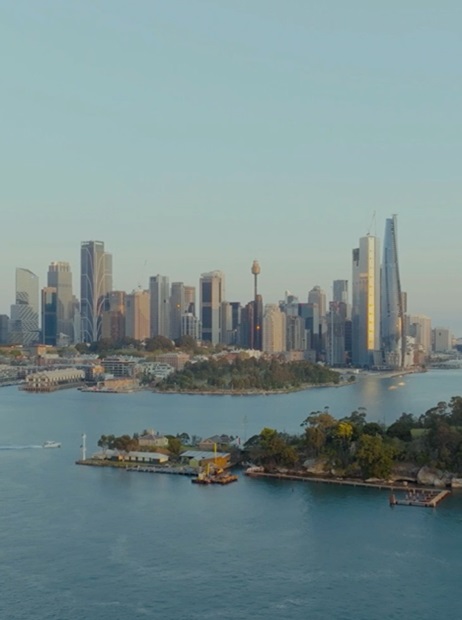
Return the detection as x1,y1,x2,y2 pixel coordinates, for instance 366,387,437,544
1,1,461,332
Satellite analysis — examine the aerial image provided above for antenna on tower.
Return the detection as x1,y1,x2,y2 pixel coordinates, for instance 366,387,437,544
366,211,377,236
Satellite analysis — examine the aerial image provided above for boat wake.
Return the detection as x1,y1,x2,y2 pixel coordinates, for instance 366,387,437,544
0,445,44,450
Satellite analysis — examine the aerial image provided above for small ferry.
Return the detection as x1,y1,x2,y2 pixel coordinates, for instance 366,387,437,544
42,441,61,449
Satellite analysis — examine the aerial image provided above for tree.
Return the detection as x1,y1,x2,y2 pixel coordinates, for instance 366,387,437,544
167,436,182,457
145,336,174,352
356,435,393,479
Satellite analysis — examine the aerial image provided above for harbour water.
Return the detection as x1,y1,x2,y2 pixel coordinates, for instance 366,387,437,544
1,370,462,619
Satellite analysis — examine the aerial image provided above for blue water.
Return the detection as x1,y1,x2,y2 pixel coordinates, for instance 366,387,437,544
1,370,462,619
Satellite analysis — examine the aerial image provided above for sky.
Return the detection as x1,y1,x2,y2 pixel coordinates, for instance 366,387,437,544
1,1,461,332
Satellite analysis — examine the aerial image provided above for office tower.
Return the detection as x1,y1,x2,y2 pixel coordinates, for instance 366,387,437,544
229,302,241,345
251,260,263,350
0,315,10,344
80,241,112,343
47,262,74,342
170,282,186,340
220,301,233,344
285,315,306,351
184,286,196,315
125,290,150,341
381,215,405,369
239,301,255,348
262,304,286,353
351,235,380,367
149,275,170,338
9,268,39,345
298,302,319,356
333,280,350,318
102,291,126,341
181,313,202,340
326,301,347,366
41,287,58,346
308,285,327,318
199,271,224,344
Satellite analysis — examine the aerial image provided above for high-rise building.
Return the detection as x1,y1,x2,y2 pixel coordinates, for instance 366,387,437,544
381,215,405,369
285,315,306,351
433,327,452,353
102,291,126,342
41,287,58,346
9,268,39,345
125,290,150,341
326,301,347,366
0,315,9,344
408,315,432,357
80,241,112,343
47,262,74,343
351,235,381,367
149,275,170,338
333,280,350,318
308,285,327,319
170,282,186,341
184,286,196,315
262,304,286,353
220,301,233,344
181,313,202,340
199,271,224,344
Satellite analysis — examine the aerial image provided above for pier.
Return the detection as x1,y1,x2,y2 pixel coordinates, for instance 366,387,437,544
245,470,452,506
389,489,450,508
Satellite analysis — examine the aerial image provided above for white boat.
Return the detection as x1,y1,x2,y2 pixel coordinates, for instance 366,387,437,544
42,441,61,449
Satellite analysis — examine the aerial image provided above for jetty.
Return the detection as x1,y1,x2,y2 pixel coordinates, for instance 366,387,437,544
389,488,450,508
245,470,451,506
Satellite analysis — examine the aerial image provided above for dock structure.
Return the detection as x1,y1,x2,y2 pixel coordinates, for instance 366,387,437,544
245,470,451,506
389,489,450,508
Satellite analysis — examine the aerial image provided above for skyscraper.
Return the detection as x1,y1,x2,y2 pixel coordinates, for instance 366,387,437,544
102,291,126,342
199,271,224,344
9,268,39,345
262,304,286,353
149,275,170,338
125,290,150,341
41,287,58,346
351,235,380,367
381,215,404,369
170,282,186,340
47,261,74,342
80,241,113,343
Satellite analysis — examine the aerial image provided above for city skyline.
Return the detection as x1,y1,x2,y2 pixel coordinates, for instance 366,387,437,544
1,3,461,332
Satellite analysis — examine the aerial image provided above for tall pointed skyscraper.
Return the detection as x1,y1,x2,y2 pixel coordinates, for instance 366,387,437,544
381,215,405,368
80,241,113,343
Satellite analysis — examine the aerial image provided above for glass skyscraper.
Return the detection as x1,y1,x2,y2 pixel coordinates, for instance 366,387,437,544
80,241,112,343
381,215,404,368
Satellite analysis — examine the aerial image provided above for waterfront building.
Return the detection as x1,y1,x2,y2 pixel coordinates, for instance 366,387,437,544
199,270,224,344
41,287,58,346
181,312,202,341
149,275,170,338
432,327,452,353
102,356,137,377
351,235,381,367
262,304,286,353
407,315,432,357
80,241,113,343
125,290,150,341
381,215,405,369
101,291,126,342
47,262,74,342
170,282,186,341
9,268,40,345
156,352,190,371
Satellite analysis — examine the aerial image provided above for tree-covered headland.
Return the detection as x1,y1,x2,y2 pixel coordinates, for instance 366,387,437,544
157,357,341,393
243,397,462,482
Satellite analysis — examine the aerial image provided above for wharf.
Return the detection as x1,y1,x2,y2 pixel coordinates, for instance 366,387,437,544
390,489,450,508
245,471,452,506
75,459,197,476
